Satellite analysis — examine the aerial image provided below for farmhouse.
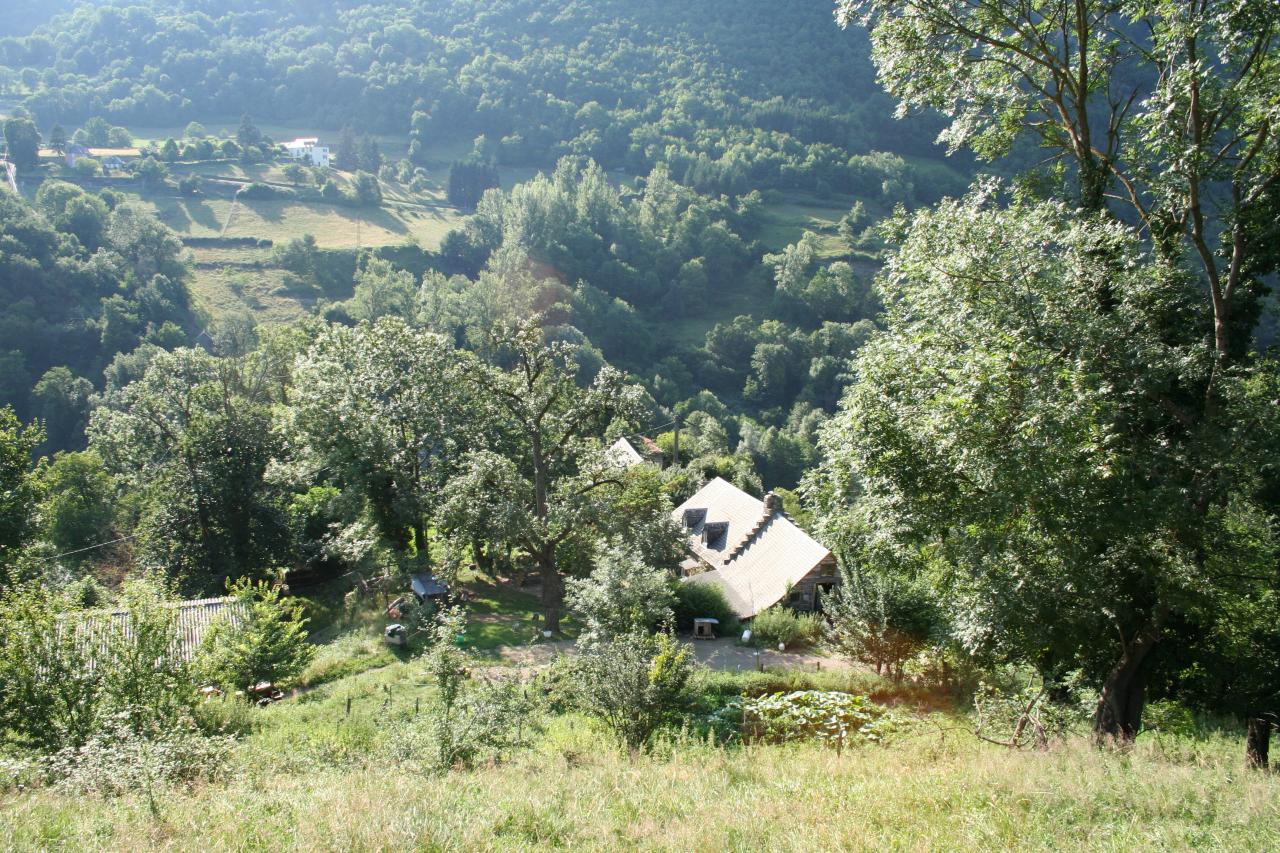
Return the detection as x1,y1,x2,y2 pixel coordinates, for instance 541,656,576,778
673,477,839,619
281,137,331,168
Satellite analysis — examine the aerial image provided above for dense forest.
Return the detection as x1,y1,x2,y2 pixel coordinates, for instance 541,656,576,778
0,0,968,197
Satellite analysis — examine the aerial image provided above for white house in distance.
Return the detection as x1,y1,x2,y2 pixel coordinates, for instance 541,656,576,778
673,477,839,619
281,137,330,168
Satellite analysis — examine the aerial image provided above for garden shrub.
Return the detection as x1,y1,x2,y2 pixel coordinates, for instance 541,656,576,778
749,606,822,648
673,582,740,635
727,691,889,747
571,630,694,750
41,712,235,795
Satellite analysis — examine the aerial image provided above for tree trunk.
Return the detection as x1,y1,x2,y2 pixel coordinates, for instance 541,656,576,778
414,519,430,567
1093,627,1159,745
472,538,492,573
538,551,563,634
1246,718,1272,770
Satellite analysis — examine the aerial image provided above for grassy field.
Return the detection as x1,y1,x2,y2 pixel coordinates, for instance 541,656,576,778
122,191,462,249
1,570,1275,851
2,694,1275,851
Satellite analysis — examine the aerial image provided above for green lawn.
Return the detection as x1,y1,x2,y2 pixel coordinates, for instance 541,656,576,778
120,191,462,250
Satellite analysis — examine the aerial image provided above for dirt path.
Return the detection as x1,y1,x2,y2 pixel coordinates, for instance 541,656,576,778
488,637,849,674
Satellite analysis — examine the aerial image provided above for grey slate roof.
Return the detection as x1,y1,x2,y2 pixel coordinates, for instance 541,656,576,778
77,596,245,664
672,478,834,618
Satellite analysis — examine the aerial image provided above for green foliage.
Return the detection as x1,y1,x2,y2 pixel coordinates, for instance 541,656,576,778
350,171,382,207
198,578,315,694
99,575,196,734
89,347,290,593
439,317,646,629
40,713,235,795
749,606,822,649
564,545,675,644
972,675,1089,750
0,581,100,751
292,317,480,556
447,158,500,208
734,690,889,746
3,117,40,171
0,408,43,578
414,605,533,770
570,630,694,750
824,565,943,680
673,581,741,635
37,450,115,562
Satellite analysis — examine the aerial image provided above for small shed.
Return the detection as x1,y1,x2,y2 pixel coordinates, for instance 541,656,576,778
693,618,719,639
411,573,449,603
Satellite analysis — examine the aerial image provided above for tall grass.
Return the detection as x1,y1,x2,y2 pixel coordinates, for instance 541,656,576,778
4,722,1276,851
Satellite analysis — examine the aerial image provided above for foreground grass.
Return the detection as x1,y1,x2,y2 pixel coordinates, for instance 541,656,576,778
3,719,1275,852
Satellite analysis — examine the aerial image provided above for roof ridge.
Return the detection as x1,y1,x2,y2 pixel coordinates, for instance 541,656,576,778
723,494,779,565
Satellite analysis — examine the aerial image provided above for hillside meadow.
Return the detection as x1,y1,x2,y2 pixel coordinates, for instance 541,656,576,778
3,708,1275,851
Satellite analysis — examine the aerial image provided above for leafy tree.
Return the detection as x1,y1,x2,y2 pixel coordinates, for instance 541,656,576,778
440,319,644,631
160,138,180,162
348,256,415,322
38,450,116,562
106,126,131,147
3,117,40,171
47,123,66,154
77,116,110,147
565,544,676,644
334,124,358,172
570,630,693,751
183,121,205,139
88,347,290,593
292,318,478,558
807,190,1280,743
357,134,382,173
133,155,168,188
824,563,942,680
0,408,43,582
32,366,93,452
197,578,314,693
834,0,1280,746
446,158,499,208
235,114,262,150
351,170,382,206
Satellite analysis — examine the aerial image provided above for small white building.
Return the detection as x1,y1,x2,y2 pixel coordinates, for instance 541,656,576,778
281,137,330,168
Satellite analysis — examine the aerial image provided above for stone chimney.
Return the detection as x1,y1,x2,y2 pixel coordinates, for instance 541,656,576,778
764,491,782,514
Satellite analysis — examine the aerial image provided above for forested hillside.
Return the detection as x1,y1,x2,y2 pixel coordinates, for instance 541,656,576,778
0,0,953,486
1,0,965,197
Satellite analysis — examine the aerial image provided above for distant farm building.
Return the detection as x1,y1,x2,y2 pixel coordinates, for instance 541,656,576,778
607,436,664,469
674,477,839,619
61,144,140,168
281,137,330,168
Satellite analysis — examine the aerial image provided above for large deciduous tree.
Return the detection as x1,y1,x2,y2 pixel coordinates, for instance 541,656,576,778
806,189,1280,743
88,347,289,594
827,0,1280,744
291,317,478,562
441,319,644,632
